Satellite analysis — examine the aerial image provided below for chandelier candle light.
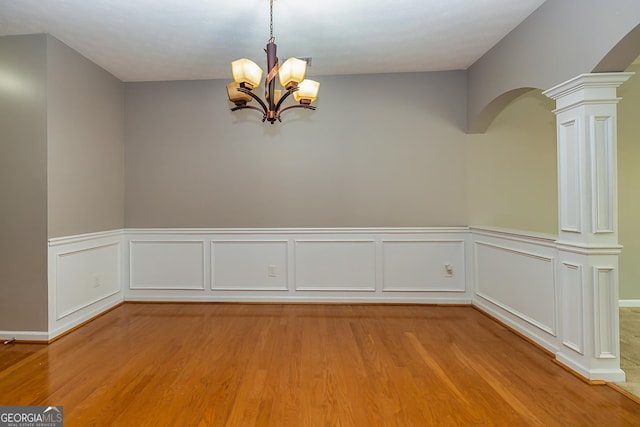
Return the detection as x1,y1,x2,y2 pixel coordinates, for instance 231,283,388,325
227,0,320,124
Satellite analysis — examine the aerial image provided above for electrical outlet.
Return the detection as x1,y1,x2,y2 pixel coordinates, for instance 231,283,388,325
267,265,277,277
444,264,454,277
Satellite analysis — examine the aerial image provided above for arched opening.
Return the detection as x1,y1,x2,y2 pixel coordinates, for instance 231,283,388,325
467,88,539,134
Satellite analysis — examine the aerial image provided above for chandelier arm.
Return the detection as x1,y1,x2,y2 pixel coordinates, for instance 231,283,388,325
237,87,269,115
276,104,317,121
230,104,267,115
273,87,298,113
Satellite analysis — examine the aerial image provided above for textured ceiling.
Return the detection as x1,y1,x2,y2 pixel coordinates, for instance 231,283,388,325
0,0,546,82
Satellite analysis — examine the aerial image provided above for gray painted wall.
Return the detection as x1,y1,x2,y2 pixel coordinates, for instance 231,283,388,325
0,34,125,332
0,35,49,332
47,36,124,238
125,72,469,228
467,0,640,132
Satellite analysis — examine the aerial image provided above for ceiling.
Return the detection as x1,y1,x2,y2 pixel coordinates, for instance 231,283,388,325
0,0,547,82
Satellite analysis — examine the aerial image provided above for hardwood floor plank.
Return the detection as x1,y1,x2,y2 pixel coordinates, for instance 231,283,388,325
1,303,639,426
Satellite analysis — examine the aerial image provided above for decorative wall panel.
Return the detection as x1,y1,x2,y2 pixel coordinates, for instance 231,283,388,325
56,242,121,319
594,266,616,358
475,239,556,336
560,261,584,354
130,240,205,290
558,119,582,233
294,240,376,291
212,240,288,291
382,240,465,292
590,116,614,234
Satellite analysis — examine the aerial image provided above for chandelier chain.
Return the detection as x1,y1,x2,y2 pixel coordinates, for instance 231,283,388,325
269,0,275,43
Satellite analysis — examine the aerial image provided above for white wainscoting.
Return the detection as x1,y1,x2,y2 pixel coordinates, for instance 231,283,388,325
48,230,124,340
470,227,561,354
124,228,472,303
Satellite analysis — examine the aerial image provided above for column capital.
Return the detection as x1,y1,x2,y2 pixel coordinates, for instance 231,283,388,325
543,72,634,112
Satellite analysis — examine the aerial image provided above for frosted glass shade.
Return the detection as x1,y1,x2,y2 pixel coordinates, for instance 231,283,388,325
231,58,263,88
279,58,307,89
226,82,252,104
293,79,320,103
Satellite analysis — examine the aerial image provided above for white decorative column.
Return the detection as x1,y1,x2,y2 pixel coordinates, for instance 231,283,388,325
543,73,633,382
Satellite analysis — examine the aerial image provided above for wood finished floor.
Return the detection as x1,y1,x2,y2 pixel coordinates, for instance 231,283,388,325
1,304,639,426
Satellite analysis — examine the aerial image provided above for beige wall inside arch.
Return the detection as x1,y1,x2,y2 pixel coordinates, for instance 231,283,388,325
467,90,557,234
618,59,640,300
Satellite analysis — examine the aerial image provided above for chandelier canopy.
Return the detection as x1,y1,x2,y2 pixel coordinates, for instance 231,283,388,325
226,0,319,124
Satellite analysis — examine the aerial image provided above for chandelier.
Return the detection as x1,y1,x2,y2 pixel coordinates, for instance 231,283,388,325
226,0,320,124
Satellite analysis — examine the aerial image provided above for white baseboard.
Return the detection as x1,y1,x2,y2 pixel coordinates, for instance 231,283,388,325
124,295,473,304
47,297,123,341
472,297,559,354
555,352,626,382
0,331,49,342
619,299,640,307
